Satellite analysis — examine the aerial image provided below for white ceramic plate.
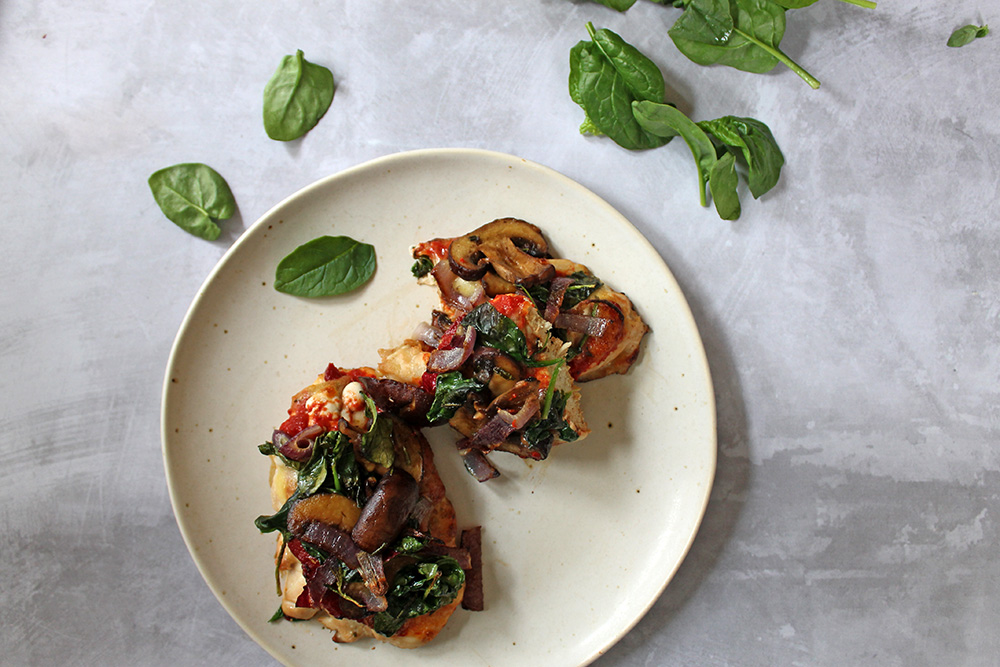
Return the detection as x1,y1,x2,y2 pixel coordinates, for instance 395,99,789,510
162,148,716,666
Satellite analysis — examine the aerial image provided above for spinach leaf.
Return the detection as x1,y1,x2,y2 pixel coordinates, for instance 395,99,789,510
263,50,335,141
669,0,821,89
591,0,638,9
360,395,395,469
589,23,667,104
633,100,718,206
255,493,297,537
462,303,533,362
148,163,236,241
948,24,990,47
427,371,486,423
371,557,465,637
395,535,427,554
568,24,672,150
322,432,363,500
708,151,741,220
522,391,579,457
268,605,286,623
697,115,784,198
274,235,376,297
524,272,603,311
410,255,434,278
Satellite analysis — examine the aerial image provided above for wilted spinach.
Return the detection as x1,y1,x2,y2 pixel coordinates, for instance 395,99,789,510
148,163,236,241
263,50,335,141
410,255,434,278
371,557,465,636
522,391,579,456
274,235,376,297
948,24,989,47
360,395,395,469
254,429,364,535
462,303,533,362
524,272,602,311
427,371,486,423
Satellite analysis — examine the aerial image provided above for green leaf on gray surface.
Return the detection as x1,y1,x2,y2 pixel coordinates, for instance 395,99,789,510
947,24,989,47
263,49,335,141
148,163,235,241
697,115,784,198
633,100,718,206
669,0,821,88
708,152,741,220
568,23,672,150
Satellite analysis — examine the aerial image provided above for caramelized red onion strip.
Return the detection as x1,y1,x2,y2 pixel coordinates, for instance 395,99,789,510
469,413,515,449
461,448,501,482
426,326,477,373
412,320,443,347
301,521,360,570
356,551,389,611
543,276,573,322
553,312,610,337
277,424,324,462
431,260,486,314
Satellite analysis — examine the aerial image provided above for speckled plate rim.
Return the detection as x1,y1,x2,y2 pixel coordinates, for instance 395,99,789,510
161,147,717,666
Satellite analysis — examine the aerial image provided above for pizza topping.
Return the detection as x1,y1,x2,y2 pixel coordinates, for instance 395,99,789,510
448,218,555,287
426,325,476,373
351,470,421,553
276,423,324,462
459,448,501,482
459,527,484,612
287,493,361,535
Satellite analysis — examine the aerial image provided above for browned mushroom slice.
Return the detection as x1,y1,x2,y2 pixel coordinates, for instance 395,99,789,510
480,270,518,297
448,218,555,286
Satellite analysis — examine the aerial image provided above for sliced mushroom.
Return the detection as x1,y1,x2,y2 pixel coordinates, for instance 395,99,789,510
351,470,420,553
448,218,555,286
481,270,517,297
469,346,523,398
287,493,362,535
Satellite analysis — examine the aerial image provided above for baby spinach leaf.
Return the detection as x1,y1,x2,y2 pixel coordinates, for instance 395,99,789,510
462,303,533,362
669,0,821,89
360,395,395,469
410,255,434,278
148,163,236,241
274,235,376,297
522,391,578,458
633,100,718,206
255,493,297,537
588,23,666,104
948,24,989,47
708,151,741,220
427,372,486,423
568,24,672,150
697,115,784,198
591,0,639,9
263,49,335,141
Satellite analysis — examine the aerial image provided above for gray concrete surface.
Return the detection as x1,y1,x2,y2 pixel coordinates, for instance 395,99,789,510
3,1,998,665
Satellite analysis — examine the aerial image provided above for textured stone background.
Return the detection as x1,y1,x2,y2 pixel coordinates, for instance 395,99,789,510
3,1,998,665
